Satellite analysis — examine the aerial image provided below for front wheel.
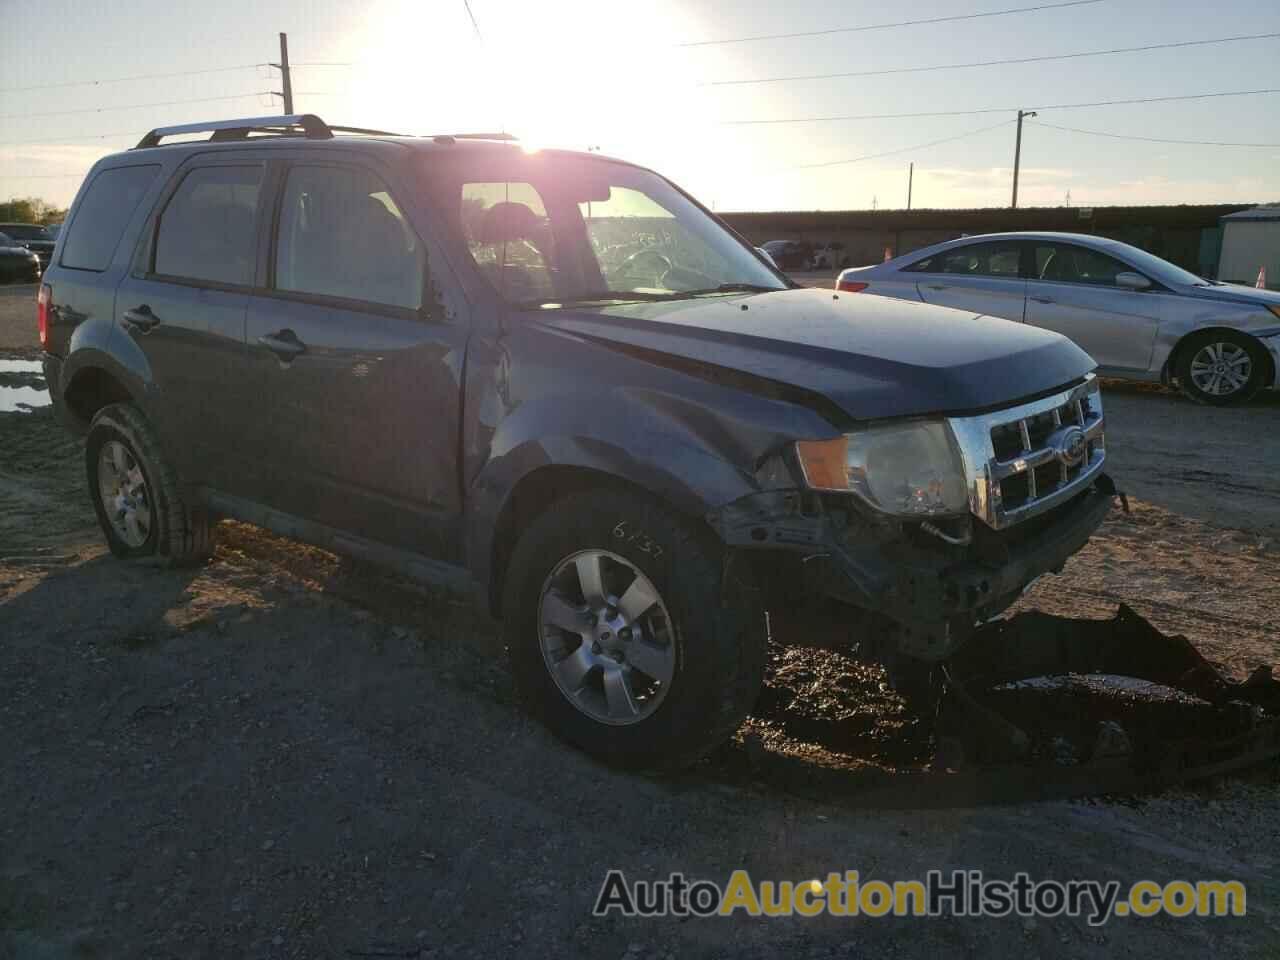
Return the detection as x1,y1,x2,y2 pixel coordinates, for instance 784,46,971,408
502,488,766,770
1176,331,1266,405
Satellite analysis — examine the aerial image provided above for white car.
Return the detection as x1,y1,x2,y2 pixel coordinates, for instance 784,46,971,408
836,231,1280,405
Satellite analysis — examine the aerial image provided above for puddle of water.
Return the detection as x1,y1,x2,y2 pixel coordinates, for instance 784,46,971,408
0,385,51,413
0,358,50,413
0,359,42,374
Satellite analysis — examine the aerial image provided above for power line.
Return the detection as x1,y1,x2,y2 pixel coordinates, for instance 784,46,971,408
702,31,1280,86
0,64,263,95
0,131,138,147
720,87,1280,125
1028,120,1280,148
679,0,1104,48
0,92,268,123
781,119,1015,171
462,0,484,42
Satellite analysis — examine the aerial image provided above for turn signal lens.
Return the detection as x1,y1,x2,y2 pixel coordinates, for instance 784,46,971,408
836,280,869,293
794,436,850,490
795,422,970,516
1267,304,1280,320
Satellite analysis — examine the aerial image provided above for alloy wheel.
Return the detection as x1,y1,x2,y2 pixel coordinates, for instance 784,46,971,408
537,549,676,726
1188,341,1251,398
96,440,152,548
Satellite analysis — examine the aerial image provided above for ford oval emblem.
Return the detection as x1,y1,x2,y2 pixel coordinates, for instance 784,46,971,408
1050,425,1087,469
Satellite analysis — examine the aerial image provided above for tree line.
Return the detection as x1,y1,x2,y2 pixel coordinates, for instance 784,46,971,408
0,197,68,225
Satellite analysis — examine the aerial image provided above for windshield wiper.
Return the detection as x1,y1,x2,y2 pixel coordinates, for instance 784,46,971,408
520,290,684,308
521,283,784,309
682,282,784,296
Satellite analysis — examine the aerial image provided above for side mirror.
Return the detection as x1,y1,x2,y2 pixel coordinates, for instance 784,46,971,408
1115,272,1151,291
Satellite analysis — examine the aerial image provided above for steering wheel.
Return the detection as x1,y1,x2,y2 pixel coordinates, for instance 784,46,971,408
617,248,673,285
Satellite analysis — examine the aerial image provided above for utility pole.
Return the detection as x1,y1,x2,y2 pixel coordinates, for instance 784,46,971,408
907,162,914,211
271,32,294,114
1011,109,1036,209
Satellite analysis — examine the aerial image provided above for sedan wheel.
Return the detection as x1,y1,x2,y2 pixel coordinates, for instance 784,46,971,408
1177,331,1265,406
1188,341,1251,398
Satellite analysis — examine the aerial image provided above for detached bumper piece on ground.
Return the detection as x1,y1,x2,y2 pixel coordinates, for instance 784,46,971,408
925,604,1280,799
735,605,1279,806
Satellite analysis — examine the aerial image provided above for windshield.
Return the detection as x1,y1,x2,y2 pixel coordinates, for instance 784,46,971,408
0,224,51,241
426,152,786,306
1103,239,1209,286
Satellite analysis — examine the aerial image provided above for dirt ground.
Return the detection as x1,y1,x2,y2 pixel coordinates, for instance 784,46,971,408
2,282,1279,958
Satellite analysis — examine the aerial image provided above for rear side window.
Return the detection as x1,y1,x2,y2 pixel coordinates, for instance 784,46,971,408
154,165,261,286
275,164,425,310
60,164,160,271
908,241,1023,278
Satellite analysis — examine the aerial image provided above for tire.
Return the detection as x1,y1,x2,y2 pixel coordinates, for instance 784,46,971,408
86,403,214,566
1175,331,1267,406
502,488,767,771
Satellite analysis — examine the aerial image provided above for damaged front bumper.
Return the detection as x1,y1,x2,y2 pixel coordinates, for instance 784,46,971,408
710,474,1116,660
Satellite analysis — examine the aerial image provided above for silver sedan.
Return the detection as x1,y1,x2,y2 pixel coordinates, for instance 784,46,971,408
836,232,1280,405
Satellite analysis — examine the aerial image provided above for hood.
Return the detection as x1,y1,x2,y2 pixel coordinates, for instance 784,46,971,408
534,287,1096,421
1172,281,1280,309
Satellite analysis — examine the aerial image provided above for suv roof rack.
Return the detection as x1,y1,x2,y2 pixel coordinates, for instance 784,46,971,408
133,114,408,149
433,132,518,142
134,114,519,150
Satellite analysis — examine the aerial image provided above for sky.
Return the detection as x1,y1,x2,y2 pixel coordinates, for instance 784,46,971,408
1,0,1278,213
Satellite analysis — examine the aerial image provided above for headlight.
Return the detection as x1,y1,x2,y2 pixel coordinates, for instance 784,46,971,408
795,421,969,517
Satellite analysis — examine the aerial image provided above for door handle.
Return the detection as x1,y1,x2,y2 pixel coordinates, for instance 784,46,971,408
925,283,948,290
257,329,307,359
1030,296,1055,304
121,304,160,332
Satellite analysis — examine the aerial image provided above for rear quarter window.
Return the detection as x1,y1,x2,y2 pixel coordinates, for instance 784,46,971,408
59,164,161,271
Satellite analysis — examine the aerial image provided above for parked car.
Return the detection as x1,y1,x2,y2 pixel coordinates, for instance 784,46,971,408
45,222,63,239
809,241,847,271
837,232,1280,405
0,231,42,283
760,239,811,271
0,222,56,268
40,114,1112,769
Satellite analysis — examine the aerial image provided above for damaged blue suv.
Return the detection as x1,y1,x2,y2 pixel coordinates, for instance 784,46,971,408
40,115,1112,768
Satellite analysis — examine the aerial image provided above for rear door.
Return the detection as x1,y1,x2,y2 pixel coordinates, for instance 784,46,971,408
115,157,265,492
909,239,1028,321
242,155,469,561
1024,241,1162,372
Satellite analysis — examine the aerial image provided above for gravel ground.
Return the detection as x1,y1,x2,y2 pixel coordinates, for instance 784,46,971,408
2,280,1279,957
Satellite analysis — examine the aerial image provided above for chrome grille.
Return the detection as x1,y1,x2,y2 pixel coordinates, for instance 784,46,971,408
948,375,1106,530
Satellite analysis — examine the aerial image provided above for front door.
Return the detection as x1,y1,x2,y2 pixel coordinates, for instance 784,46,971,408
911,238,1028,322
243,159,468,561
115,160,265,493
1024,241,1161,372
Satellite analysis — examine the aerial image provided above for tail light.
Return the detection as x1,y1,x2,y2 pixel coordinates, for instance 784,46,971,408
836,279,869,293
37,283,51,350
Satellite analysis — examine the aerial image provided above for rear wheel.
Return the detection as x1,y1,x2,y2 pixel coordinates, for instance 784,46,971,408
502,488,766,770
86,403,213,565
1176,331,1266,405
